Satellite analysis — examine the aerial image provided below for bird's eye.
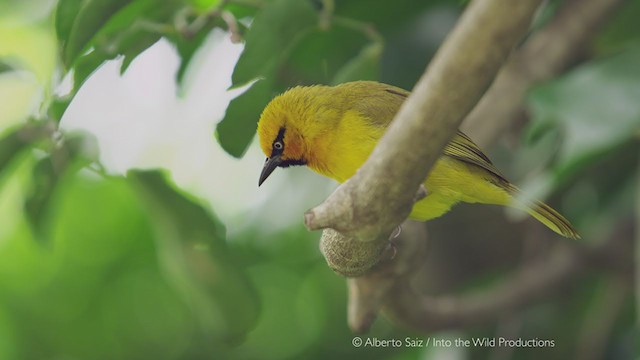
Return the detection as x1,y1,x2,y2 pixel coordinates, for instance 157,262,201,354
273,141,283,150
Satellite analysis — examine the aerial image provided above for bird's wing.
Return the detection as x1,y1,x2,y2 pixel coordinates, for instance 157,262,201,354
444,131,508,183
347,82,409,127
350,82,507,182
375,85,508,181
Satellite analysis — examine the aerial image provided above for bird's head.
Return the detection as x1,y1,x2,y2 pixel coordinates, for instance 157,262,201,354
256,88,314,186
256,85,344,186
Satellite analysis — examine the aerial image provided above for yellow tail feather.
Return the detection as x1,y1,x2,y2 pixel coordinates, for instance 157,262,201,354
505,184,580,239
525,200,581,239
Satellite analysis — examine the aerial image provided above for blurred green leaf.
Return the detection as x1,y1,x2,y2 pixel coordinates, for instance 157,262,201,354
169,21,219,87
131,170,226,240
284,25,369,85
69,0,182,88
118,31,163,74
527,45,640,177
3,170,202,359
54,0,83,50
47,96,73,123
331,42,382,85
58,0,133,67
0,129,29,177
225,2,260,19
333,0,451,33
130,170,260,342
90,0,180,70
595,0,640,55
0,125,49,179
0,58,18,74
21,131,97,242
24,157,60,243
230,0,318,88
71,48,111,90
188,0,220,12
216,78,273,157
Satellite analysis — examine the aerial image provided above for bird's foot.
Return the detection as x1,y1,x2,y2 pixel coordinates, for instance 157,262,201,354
383,225,402,261
384,241,398,261
390,225,402,240
414,185,428,202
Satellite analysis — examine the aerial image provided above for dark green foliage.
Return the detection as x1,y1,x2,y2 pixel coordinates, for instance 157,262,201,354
23,156,60,242
216,78,275,157
230,0,318,88
58,0,133,67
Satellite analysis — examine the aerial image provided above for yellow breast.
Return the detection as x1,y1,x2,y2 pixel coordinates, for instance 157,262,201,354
307,110,385,183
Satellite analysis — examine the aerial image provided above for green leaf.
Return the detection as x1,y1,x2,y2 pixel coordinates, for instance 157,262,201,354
48,96,73,123
0,130,29,179
0,58,19,74
225,2,260,19
527,45,640,176
188,0,220,12
331,42,382,85
60,0,133,66
72,48,110,90
595,0,640,55
118,31,163,74
0,125,49,178
24,157,60,243
284,25,368,85
131,170,226,241
22,132,96,242
230,0,318,88
88,0,178,72
55,0,83,49
20,171,200,358
129,170,259,342
68,0,180,89
216,79,273,157
169,20,220,87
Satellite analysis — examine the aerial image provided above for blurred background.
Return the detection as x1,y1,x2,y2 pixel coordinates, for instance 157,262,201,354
0,0,637,359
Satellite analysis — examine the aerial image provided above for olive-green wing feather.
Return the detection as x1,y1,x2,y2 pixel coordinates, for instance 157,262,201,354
444,131,508,184
350,82,507,182
447,133,580,239
344,82,409,127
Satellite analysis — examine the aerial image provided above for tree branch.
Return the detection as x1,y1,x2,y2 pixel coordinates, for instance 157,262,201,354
305,0,544,277
346,221,428,333
461,0,624,147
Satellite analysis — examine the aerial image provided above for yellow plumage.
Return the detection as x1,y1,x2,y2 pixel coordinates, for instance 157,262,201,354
256,81,580,239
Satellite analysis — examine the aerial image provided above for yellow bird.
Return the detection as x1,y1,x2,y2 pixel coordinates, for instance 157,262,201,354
256,81,580,239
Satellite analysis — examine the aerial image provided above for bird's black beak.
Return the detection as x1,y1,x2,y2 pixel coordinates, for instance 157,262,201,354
258,155,282,186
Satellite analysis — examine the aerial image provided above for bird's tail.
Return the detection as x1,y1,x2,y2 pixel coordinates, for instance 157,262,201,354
505,184,581,239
